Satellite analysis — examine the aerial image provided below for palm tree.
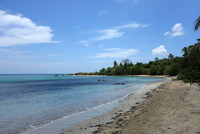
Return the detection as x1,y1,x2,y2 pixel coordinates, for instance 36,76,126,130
181,47,188,53
113,61,118,68
168,54,174,60
194,16,200,31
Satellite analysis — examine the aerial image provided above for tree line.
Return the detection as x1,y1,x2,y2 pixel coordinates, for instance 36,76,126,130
75,39,200,84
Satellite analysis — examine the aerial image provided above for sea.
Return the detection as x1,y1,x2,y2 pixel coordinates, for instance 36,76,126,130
0,74,166,134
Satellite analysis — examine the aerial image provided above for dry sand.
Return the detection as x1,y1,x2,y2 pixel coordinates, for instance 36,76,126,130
62,79,200,134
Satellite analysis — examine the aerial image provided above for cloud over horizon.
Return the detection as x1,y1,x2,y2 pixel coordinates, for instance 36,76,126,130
0,10,57,47
0,48,40,60
91,48,139,58
152,45,168,56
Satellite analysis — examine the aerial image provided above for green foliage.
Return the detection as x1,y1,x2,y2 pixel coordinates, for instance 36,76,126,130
168,53,174,60
164,66,171,75
149,65,158,75
113,61,118,68
178,66,200,84
155,57,158,61
187,40,200,67
141,68,150,75
176,39,200,84
105,67,115,75
99,68,106,75
130,66,142,75
163,63,180,76
157,65,164,75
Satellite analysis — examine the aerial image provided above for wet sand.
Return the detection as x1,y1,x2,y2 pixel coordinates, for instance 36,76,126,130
62,79,200,134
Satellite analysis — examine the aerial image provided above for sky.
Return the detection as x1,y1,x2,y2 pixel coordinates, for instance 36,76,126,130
0,0,199,74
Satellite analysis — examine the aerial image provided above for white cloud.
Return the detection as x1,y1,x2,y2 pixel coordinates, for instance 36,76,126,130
80,29,124,46
98,10,109,17
79,22,149,45
92,29,124,41
79,40,90,47
152,45,168,56
47,54,61,57
99,45,104,47
0,10,57,47
114,22,150,29
171,23,185,37
94,60,110,63
0,48,40,59
92,48,139,58
164,31,170,36
0,59,69,70
164,23,185,37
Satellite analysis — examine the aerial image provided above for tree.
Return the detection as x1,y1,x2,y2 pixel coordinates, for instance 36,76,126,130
194,16,200,31
168,53,174,60
130,66,142,75
155,57,158,61
105,67,114,75
148,61,154,67
141,68,150,75
149,65,158,75
182,47,188,58
182,47,188,53
164,63,180,76
187,40,200,66
178,40,200,84
115,66,124,75
100,68,106,75
135,62,143,67
122,59,131,65
113,61,118,68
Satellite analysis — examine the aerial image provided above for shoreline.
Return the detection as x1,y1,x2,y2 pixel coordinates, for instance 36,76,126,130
70,75,168,78
23,76,168,134
62,77,171,134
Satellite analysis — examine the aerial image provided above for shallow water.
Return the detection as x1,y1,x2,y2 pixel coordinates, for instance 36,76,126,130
0,74,165,134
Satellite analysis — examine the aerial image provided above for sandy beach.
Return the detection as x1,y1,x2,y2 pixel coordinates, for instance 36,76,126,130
62,78,200,134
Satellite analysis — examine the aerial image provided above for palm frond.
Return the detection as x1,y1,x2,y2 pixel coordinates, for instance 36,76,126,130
194,16,200,31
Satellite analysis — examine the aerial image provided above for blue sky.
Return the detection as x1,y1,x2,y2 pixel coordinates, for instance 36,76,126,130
0,0,199,74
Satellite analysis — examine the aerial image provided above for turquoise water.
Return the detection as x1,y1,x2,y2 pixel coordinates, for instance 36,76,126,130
0,74,165,134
